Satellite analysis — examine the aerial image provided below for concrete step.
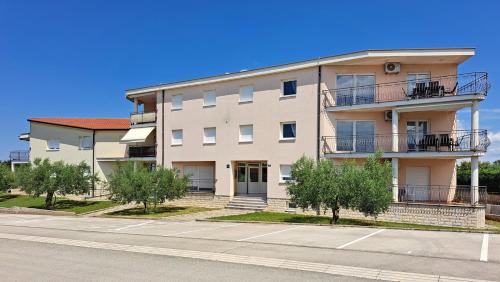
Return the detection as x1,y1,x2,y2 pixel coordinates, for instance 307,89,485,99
227,196,268,210
227,202,267,208
230,199,267,204
226,205,266,211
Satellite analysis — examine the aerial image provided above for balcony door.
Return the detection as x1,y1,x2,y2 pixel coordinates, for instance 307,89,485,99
405,167,430,201
336,75,375,106
336,121,375,153
406,121,428,151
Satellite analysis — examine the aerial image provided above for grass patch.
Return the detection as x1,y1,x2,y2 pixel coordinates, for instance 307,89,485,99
210,211,500,232
107,205,215,218
486,219,500,229
0,194,117,214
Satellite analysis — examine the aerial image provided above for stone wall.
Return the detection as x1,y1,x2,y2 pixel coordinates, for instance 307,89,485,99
167,193,230,209
265,198,486,228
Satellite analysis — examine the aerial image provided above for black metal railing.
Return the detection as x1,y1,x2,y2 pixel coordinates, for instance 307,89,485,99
130,112,156,125
323,72,489,108
9,150,29,162
187,178,215,192
128,146,156,158
397,185,487,205
322,130,489,154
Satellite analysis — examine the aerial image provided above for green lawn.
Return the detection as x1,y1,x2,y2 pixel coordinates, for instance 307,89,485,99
0,193,117,214
107,205,216,218
210,211,500,232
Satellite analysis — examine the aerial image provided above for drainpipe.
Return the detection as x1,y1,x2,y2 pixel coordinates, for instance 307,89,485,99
92,129,96,198
316,65,322,161
162,90,165,167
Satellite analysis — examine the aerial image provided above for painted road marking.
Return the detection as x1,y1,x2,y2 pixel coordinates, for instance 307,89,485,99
113,221,153,231
164,223,242,236
480,234,489,262
237,226,302,242
0,232,492,282
336,229,385,249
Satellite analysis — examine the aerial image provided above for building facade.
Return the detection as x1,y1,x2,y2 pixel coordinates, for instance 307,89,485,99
123,48,489,215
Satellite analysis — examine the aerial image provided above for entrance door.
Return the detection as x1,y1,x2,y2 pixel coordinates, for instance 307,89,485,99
236,163,247,194
236,162,267,195
405,166,430,201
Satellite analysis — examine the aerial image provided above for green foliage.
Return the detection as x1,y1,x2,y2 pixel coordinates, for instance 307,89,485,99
108,162,188,213
0,165,14,192
14,158,94,209
457,161,500,193
286,152,392,224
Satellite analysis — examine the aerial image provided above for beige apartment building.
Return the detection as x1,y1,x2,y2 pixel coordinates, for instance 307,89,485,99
123,48,490,220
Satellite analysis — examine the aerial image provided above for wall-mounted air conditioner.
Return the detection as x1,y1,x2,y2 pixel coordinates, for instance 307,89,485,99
384,62,400,74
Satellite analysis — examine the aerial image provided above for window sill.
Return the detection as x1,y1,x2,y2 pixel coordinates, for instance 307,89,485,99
171,108,182,112
171,144,183,147
238,140,253,144
46,149,60,152
203,105,216,108
279,95,296,100
203,142,216,146
238,100,253,104
79,148,92,150
279,138,296,143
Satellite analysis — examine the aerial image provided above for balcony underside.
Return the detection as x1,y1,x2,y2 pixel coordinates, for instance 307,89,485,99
324,151,484,159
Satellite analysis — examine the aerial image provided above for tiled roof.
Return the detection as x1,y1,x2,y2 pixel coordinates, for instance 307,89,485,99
28,118,130,130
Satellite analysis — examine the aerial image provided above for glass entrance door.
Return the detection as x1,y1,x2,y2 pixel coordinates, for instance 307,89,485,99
235,162,267,195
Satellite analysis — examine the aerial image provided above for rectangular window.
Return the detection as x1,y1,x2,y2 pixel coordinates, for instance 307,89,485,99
203,127,216,144
203,90,216,107
171,130,183,145
172,94,183,110
336,121,375,152
79,136,92,149
336,75,375,106
407,73,430,94
47,139,60,150
261,165,267,183
239,85,253,103
282,80,297,96
281,122,296,140
280,165,292,182
239,125,253,142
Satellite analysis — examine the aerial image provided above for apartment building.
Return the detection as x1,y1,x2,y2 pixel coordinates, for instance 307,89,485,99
123,48,489,217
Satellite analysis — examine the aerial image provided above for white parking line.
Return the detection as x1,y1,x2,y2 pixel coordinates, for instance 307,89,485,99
480,233,489,262
113,221,153,231
336,229,385,249
165,223,241,236
237,226,302,242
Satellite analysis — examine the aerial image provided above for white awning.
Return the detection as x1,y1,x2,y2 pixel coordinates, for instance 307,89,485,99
120,127,155,143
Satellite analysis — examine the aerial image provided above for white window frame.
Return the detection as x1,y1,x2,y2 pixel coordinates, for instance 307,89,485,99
239,124,253,143
407,72,431,94
171,129,183,146
279,165,292,183
335,73,376,104
239,85,254,103
281,79,297,97
47,139,60,151
203,90,216,107
171,94,183,110
335,120,376,153
79,136,93,150
280,121,296,140
203,127,216,144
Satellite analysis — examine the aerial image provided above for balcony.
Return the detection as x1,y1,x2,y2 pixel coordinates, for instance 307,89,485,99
322,130,489,156
397,185,487,205
10,150,29,163
130,112,156,125
128,146,156,158
323,72,489,109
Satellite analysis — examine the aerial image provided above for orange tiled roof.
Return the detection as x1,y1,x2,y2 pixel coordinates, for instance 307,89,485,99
28,118,130,130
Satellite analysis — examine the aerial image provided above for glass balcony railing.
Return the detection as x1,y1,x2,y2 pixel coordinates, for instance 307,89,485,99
130,112,156,125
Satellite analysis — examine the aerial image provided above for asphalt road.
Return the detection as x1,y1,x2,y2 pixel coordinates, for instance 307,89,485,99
0,214,498,281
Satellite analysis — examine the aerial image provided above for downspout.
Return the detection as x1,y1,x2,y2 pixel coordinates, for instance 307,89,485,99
162,90,165,167
316,65,322,161
92,129,96,197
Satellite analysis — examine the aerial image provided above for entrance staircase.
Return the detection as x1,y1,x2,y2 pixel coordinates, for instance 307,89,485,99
227,195,267,211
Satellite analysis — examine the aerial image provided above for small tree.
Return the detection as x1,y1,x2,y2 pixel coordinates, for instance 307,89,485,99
108,162,188,213
0,165,14,192
287,156,322,215
14,159,94,209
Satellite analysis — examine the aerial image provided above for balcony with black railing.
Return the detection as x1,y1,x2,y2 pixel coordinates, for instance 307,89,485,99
128,145,156,158
397,185,487,205
322,130,489,155
9,150,29,162
323,72,489,108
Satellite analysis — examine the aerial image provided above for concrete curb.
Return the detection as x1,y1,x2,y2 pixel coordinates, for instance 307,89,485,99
0,207,75,216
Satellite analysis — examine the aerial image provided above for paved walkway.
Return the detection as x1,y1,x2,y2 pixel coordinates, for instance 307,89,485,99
160,208,253,221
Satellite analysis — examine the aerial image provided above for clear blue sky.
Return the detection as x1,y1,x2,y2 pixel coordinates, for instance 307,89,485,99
1,0,500,161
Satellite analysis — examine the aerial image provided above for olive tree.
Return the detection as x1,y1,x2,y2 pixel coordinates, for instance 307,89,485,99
0,164,14,192
108,162,188,213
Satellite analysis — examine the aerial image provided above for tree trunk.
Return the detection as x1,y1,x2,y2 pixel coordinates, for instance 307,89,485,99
143,201,148,214
45,191,54,209
331,206,340,224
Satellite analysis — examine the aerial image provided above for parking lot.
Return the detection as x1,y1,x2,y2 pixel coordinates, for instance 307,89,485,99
0,214,497,264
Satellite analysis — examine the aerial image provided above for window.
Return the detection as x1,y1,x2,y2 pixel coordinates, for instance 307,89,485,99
261,165,267,183
280,165,292,182
281,122,296,140
172,94,183,110
79,136,92,149
239,125,253,142
406,121,428,151
239,85,253,103
282,80,297,96
171,130,183,145
336,121,375,152
407,73,430,94
336,75,375,106
47,139,60,150
203,127,216,144
203,90,216,107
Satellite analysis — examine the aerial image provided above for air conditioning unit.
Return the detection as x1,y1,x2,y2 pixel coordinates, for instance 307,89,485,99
384,110,392,121
384,62,400,74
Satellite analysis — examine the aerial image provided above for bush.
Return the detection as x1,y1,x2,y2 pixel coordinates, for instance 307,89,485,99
457,161,500,193
0,165,14,192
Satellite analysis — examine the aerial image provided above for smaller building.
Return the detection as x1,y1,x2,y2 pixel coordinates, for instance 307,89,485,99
22,118,131,196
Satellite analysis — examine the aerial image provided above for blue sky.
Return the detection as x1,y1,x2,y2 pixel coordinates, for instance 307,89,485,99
1,0,500,161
